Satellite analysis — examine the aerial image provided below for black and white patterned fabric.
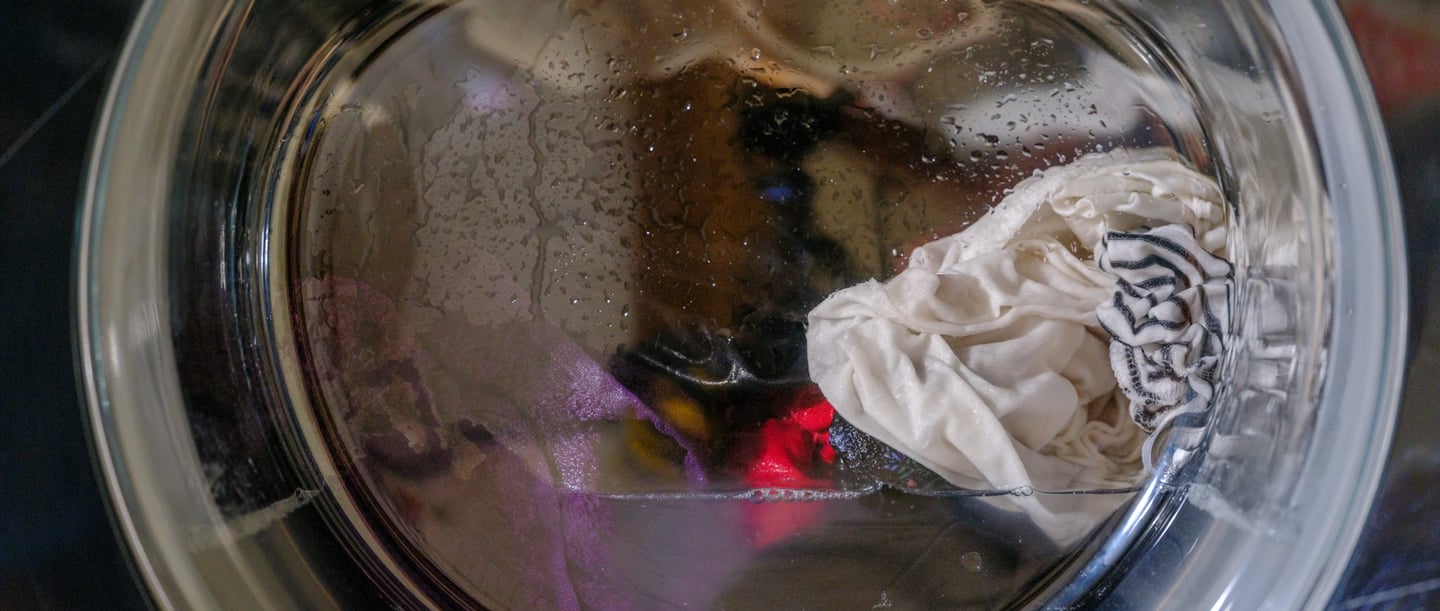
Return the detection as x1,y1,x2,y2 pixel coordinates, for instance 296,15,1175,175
1095,224,1235,432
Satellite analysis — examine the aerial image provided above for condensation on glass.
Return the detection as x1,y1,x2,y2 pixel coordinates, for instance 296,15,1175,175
283,1,1225,607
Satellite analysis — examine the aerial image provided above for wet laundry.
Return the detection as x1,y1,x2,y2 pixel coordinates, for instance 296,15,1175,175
806,149,1233,543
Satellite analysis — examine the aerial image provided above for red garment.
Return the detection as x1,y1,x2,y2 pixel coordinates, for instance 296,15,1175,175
739,387,837,548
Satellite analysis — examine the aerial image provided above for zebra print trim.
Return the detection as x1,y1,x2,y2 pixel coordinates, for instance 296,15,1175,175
1095,224,1234,432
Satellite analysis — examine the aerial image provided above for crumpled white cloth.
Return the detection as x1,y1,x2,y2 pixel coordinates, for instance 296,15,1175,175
909,151,1228,271
1096,224,1234,433
806,150,1228,543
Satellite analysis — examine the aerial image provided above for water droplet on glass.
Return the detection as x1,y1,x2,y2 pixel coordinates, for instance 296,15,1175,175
961,551,984,572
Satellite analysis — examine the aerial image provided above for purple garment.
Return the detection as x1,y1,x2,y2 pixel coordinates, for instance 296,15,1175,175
302,275,721,607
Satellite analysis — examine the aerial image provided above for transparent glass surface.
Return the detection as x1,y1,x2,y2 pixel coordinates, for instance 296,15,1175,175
78,0,1405,609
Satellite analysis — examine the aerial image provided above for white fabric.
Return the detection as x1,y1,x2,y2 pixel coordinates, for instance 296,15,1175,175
806,150,1228,543
910,149,1227,272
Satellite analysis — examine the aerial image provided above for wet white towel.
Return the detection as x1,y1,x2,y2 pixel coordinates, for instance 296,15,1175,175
806,150,1228,543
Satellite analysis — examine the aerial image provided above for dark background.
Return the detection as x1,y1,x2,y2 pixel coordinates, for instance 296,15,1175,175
0,1,1435,609
0,1,149,609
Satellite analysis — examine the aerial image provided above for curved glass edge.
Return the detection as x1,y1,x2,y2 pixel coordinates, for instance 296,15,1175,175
81,1,462,609
78,0,190,607
1244,0,1407,606
1049,1,1408,609
77,1,292,609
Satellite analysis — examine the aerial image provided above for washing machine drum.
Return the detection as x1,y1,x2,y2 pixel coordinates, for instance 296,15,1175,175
80,1,1406,609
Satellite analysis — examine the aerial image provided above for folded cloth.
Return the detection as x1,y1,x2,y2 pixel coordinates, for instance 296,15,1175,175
806,150,1228,543
1096,224,1235,432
